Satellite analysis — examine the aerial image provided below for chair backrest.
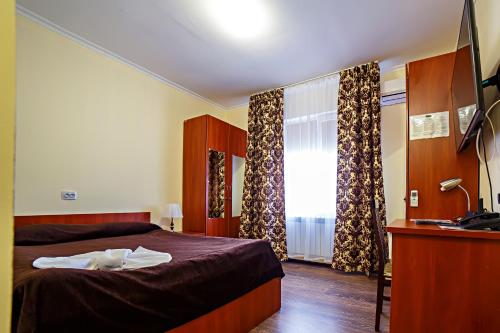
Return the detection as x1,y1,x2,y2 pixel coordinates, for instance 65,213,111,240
371,199,387,273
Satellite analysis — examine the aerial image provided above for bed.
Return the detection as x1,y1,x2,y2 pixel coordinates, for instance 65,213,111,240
12,213,284,333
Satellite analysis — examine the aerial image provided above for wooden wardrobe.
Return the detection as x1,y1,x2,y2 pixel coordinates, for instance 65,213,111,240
182,114,247,237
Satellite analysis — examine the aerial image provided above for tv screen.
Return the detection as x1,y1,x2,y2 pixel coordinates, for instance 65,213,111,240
451,0,485,152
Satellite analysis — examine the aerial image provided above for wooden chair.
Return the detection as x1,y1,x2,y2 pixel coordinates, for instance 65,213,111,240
372,199,391,332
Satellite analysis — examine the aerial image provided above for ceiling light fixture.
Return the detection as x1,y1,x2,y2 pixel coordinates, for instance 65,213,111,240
205,0,270,41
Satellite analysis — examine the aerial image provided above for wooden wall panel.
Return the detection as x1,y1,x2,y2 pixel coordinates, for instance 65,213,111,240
14,212,150,228
406,52,478,220
182,116,208,233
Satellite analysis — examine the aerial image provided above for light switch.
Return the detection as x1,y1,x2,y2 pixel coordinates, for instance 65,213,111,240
410,190,418,207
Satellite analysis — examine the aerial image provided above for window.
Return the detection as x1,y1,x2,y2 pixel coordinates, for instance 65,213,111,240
284,74,339,262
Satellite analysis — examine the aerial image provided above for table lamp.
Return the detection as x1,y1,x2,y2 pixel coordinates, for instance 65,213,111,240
439,178,470,214
163,203,183,231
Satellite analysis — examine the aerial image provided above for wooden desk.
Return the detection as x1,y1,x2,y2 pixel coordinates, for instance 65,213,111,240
388,219,500,333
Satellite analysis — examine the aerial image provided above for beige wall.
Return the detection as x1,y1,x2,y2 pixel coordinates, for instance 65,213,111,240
0,0,16,331
380,68,407,226
380,68,407,257
225,105,249,130
476,0,500,212
15,16,227,229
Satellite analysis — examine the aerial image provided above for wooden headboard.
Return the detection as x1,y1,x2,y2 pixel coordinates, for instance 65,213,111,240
14,212,151,228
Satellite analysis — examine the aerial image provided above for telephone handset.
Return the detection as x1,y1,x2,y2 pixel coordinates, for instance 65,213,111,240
457,212,500,226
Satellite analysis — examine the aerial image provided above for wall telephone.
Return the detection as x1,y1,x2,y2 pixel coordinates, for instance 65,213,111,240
457,212,500,230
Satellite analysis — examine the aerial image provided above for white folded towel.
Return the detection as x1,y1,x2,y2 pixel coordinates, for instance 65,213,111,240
93,249,132,270
32,257,93,270
33,247,172,270
124,246,173,270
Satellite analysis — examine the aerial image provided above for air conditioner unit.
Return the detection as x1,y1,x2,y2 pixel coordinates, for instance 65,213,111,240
381,78,406,106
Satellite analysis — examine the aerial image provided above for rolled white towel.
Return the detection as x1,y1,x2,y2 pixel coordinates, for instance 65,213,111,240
124,246,172,270
93,249,132,270
33,257,93,269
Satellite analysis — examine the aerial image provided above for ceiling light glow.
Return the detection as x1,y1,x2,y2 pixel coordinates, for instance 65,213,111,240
205,0,270,41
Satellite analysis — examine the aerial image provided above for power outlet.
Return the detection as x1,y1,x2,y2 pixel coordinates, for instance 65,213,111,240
61,191,78,200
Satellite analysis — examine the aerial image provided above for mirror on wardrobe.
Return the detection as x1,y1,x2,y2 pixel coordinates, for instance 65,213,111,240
231,155,245,217
208,149,225,218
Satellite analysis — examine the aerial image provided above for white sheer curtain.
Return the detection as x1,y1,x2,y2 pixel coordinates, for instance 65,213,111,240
284,74,339,263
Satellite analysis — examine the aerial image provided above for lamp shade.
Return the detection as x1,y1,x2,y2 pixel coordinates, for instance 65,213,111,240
440,178,462,192
164,203,183,218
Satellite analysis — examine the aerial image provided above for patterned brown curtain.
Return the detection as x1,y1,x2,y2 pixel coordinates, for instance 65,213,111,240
239,89,288,261
332,62,387,274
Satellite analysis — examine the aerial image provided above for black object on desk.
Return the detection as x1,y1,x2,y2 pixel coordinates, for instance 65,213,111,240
414,219,456,226
414,212,500,230
457,211,499,225
463,217,500,230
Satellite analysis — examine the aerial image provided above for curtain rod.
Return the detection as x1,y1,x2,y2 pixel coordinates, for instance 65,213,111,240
253,60,379,96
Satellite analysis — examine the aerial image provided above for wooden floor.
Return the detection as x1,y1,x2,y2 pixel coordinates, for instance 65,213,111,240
252,261,390,333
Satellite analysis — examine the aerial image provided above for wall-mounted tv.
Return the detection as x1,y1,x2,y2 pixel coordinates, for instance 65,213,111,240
451,0,485,152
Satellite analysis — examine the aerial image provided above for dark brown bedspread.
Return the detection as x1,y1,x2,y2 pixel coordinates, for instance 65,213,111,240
13,226,284,333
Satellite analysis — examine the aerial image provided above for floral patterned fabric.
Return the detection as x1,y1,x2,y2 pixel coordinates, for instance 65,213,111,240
208,150,225,218
332,62,388,274
239,89,288,261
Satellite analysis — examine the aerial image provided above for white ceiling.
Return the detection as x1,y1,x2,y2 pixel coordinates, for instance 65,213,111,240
17,0,464,108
